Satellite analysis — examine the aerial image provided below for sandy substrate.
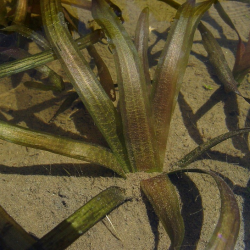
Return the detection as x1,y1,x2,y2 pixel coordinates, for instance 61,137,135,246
0,0,250,249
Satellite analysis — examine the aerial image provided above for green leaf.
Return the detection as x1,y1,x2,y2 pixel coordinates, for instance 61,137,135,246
198,22,246,99
24,81,62,91
176,127,250,168
141,174,184,250
92,0,160,172
169,169,240,250
0,0,7,27
205,171,240,250
1,25,50,49
0,120,126,177
12,0,28,25
0,29,102,78
159,0,181,10
0,205,37,250
87,45,116,101
213,1,241,40
31,187,127,250
152,0,216,167
0,47,64,91
49,91,79,122
40,0,130,173
135,7,151,88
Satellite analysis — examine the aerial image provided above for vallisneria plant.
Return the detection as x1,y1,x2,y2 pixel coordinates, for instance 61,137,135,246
0,0,249,249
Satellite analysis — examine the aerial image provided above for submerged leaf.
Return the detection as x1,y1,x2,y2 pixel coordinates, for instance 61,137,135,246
0,0,7,27
0,47,64,91
0,29,102,78
141,174,184,250
0,120,126,177
61,0,124,23
87,45,116,101
205,171,240,250
169,169,240,250
176,127,250,168
233,32,250,83
0,205,37,250
92,0,160,172
214,1,241,40
135,7,151,88
1,25,50,49
152,0,216,167
159,0,182,10
32,187,127,250
24,81,61,91
12,0,28,24
41,0,130,173
49,91,79,122
198,22,243,96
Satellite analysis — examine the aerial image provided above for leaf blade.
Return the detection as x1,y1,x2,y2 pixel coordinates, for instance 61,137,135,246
0,29,102,78
40,0,130,172
152,0,216,167
92,0,160,172
0,120,126,177
176,127,250,168
168,169,240,250
134,7,151,88
32,187,127,250
141,174,184,250
198,22,244,97
0,205,37,250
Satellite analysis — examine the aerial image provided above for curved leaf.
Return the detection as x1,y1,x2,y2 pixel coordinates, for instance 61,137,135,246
151,0,216,167
31,187,127,250
140,174,184,250
92,0,159,172
214,1,241,40
1,47,64,91
168,169,240,250
0,29,102,78
176,127,250,168
0,205,37,250
87,45,116,101
1,25,50,49
13,0,28,24
40,0,130,173
233,33,250,83
0,120,126,177
135,7,151,88
198,22,248,101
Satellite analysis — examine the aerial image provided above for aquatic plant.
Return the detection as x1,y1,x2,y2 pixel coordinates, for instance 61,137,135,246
0,0,249,249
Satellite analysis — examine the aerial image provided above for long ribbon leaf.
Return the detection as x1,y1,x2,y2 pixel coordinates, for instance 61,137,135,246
1,25,50,49
1,48,64,91
168,169,240,250
0,29,102,78
41,0,130,172
176,127,250,168
152,0,215,167
134,7,151,88
92,0,160,172
0,120,126,177
198,22,247,99
0,205,37,250
31,187,127,250
141,174,184,250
